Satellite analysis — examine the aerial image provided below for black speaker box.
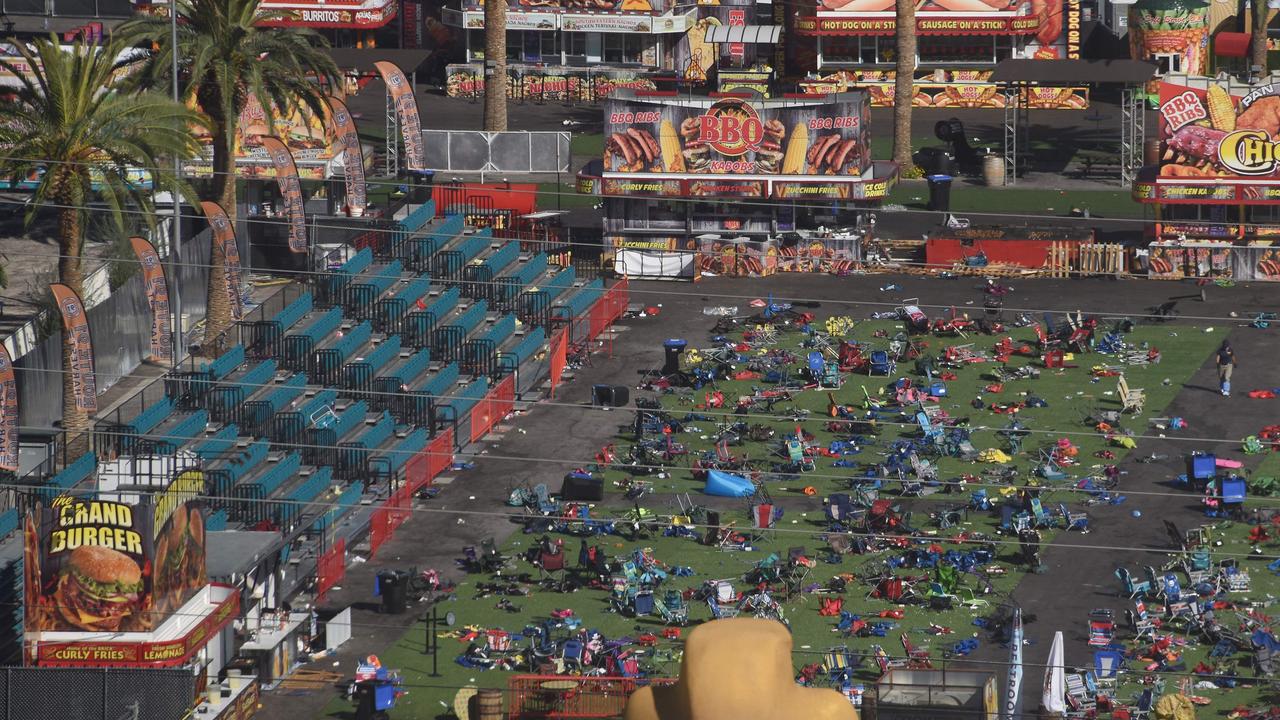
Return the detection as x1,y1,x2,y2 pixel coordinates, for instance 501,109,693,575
592,384,630,407
561,474,604,501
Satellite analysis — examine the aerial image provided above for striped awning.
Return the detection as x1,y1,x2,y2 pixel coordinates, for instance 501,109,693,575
704,24,782,44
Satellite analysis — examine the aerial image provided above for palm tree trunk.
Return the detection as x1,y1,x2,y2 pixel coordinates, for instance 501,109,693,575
56,204,89,456
892,0,916,168
483,0,508,131
1252,2,1269,78
203,120,236,352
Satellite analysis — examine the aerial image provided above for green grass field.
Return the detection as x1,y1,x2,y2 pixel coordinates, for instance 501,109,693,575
323,316,1225,719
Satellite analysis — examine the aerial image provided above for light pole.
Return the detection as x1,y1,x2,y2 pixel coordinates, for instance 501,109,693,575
169,0,184,364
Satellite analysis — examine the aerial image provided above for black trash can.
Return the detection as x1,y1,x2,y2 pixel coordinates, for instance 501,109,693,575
662,338,687,375
409,170,435,204
926,175,953,212
353,681,378,720
377,570,409,614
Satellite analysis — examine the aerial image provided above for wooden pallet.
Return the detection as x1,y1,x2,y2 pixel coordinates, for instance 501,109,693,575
277,670,346,690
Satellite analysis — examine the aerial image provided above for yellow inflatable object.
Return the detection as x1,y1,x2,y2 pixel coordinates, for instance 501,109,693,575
1154,693,1195,720
624,618,857,720
978,449,1012,464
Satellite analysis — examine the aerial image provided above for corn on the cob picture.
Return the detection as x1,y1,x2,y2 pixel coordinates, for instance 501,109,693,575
1205,85,1235,132
658,119,684,172
780,124,808,175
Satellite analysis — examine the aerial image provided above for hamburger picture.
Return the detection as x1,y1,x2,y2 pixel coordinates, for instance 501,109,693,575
54,546,144,632
155,504,208,611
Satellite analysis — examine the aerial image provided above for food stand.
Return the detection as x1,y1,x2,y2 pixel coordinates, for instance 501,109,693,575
792,0,1088,108
1132,74,1280,281
238,610,315,689
588,90,896,278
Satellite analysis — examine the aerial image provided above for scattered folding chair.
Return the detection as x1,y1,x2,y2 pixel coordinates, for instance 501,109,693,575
1115,567,1150,599
1117,375,1146,414
1088,608,1116,647
1059,503,1089,532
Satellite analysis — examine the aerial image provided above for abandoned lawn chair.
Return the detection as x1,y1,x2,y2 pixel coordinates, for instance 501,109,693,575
900,633,933,668
653,590,689,625
868,350,895,376
707,580,740,619
1059,503,1089,532
1115,567,1151,599
1117,375,1146,414
1088,608,1116,647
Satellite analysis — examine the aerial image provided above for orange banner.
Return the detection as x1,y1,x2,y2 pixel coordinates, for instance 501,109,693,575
200,202,245,319
259,137,308,253
50,283,96,412
374,61,426,171
0,344,14,471
328,96,367,216
128,237,172,363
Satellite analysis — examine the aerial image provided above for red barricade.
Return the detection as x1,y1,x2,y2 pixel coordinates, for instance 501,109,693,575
369,506,392,559
427,428,454,481
316,537,346,600
586,278,631,342
549,328,567,396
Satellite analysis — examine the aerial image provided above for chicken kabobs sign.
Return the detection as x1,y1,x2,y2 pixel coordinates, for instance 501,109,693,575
603,96,870,185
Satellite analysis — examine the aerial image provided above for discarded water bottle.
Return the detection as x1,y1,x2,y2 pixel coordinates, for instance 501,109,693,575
702,306,738,316
880,284,901,291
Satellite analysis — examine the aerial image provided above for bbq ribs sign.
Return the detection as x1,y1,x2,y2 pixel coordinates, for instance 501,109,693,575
603,94,870,179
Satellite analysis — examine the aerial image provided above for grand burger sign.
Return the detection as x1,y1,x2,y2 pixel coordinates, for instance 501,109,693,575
24,471,209,635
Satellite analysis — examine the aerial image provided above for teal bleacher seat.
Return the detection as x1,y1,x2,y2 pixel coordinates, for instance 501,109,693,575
505,327,546,368
0,509,19,541
204,508,228,532
447,300,488,337
555,278,604,322
278,466,334,525
203,344,246,380
369,427,429,477
421,362,460,399
345,336,401,388
266,374,307,412
480,315,516,347
443,377,489,418
329,400,368,439
194,424,239,460
275,293,314,333
455,234,491,265
312,481,364,533
157,410,209,453
383,350,432,387
38,452,97,502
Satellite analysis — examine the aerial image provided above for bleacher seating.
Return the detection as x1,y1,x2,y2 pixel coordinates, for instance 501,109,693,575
0,510,19,542
208,359,276,422
193,425,240,461
277,466,334,526
442,377,489,420
318,247,374,303
329,400,369,440
282,307,343,370
36,452,97,502
312,320,372,384
204,508,228,532
312,481,364,533
399,201,437,234
120,397,175,452
379,350,432,389
337,411,395,477
376,276,431,333
345,260,404,319
206,439,269,509
203,344,246,381
420,362,460,400
250,292,312,359
463,315,517,377
495,253,549,310
233,452,301,523
402,287,459,349
156,410,210,454
241,373,306,434
369,428,429,479
343,336,401,392
503,327,547,370
555,278,605,323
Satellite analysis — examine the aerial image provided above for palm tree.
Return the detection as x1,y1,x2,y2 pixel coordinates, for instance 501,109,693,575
483,0,508,130
892,0,916,169
1252,0,1270,78
117,0,339,343
0,36,202,442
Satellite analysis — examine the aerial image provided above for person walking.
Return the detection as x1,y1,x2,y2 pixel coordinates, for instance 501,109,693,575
1217,340,1236,396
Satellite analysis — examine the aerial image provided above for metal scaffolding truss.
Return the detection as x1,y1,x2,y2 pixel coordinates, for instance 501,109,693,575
1120,88,1144,186
1002,87,1028,186
386,89,399,177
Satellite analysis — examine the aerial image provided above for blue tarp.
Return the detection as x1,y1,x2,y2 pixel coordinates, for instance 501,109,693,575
704,469,755,497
